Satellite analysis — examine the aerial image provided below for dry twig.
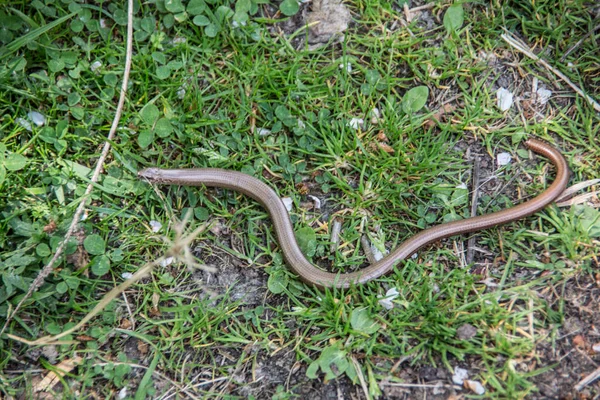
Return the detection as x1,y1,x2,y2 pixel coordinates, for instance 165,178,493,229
0,0,135,337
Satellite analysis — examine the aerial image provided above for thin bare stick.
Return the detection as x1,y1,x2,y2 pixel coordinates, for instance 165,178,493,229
501,32,600,112
560,20,600,62
575,365,600,392
0,0,135,337
467,156,481,264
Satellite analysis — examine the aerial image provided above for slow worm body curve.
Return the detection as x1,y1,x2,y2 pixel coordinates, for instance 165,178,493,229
139,139,569,289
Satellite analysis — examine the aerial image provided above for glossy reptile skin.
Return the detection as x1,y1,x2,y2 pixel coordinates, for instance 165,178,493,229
139,139,569,289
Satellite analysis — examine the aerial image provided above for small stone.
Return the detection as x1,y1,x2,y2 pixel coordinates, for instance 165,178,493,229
452,367,468,385
456,323,477,340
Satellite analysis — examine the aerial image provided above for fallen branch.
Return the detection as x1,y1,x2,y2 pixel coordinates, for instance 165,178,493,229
0,0,135,337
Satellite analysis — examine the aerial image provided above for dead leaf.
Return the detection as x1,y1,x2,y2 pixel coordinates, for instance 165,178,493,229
306,0,352,49
34,356,83,393
424,104,456,128
573,335,587,348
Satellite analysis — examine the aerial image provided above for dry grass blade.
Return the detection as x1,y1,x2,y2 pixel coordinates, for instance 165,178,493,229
555,179,600,203
501,32,600,112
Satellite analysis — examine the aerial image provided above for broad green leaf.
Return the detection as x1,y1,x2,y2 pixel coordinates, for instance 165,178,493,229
138,130,155,148
296,226,317,257
36,243,51,257
350,307,379,335
306,361,319,379
193,15,210,26
84,234,105,255
187,0,206,15
155,118,173,138
280,0,299,16
164,0,185,13
67,92,81,106
319,345,348,380
194,207,209,220
140,103,160,125
56,281,69,294
204,23,219,37
5,153,27,171
267,271,288,294
236,0,252,14
156,65,171,80
443,4,464,32
402,85,429,114
91,255,110,276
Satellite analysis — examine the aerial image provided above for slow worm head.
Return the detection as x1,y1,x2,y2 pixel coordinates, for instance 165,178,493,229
139,138,569,289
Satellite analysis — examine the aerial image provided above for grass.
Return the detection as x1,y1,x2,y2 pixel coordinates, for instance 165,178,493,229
1,0,599,398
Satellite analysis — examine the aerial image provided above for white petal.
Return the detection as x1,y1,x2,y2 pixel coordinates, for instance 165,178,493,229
28,111,46,126
16,118,32,132
122,272,133,279
496,88,513,111
90,61,102,72
348,118,364,130
282,197,293,212
149,220,162,232
496,152,512,166
160,257,174,267
378,287,399,310
307,195,321,209
452,367,468,385
536,87,552,105
256,128,271,136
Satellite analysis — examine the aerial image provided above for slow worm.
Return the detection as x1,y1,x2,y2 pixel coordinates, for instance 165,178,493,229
139,139,569,289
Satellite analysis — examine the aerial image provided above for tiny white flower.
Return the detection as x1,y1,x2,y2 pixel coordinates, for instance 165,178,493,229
497,152,512,166
370,107,381,124
348,118,364,130
122,272,133,279
118,387,128,399
28,111,46,127
100,19,107,28
177,87,186,99
149,220,162,232
496,88,513,111
297,119,305,129
536,87,552,105
452,367,468,385
160,256,174,267
307,195,321,209
256,128,271,136
172,36,186,44
339,62,352,72
90,61,102,72
281,197,293,212
378,287,399,310
16,118,32,132
455,182,468,189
